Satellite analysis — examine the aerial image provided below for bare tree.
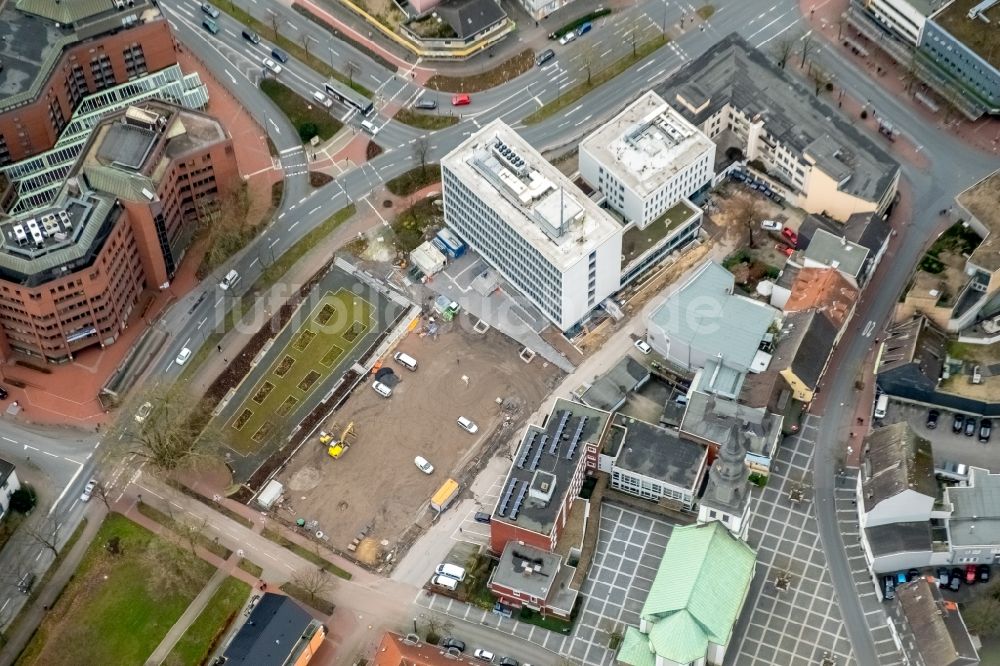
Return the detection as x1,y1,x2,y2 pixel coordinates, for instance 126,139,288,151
774,38,795,70
345,61,360,87
173,514,210,557
835,14,847,40
423,614,454,642
299,34,314,66
962,593,1000,637
799,33,814,69
291,568,334,603
413,137,430,177
900,54,919,93
268,10,281,40
109,385,223,473
629,21,641,58
581,44,596,86
809,63,831,96
24,517,61,558
731,192,763,249
92,480,113,511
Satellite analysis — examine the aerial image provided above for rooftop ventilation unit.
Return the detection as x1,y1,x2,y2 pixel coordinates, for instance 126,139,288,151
491,137,528,177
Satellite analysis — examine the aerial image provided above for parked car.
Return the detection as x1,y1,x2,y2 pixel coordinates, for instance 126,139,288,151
953,413,965,433
415,97,438,110
440,637,466,652
949,571,962,592
451,93,471,106
473,649,495,662
634,339,652,354
979,418,992,443
965,415,977,437
175,347,192,365
0,386,9,400
201,3,220,18
558,30,577,45
372,380,392,398
474,511,492,524
577,21,593,35
781,227,798,246
978,564,991,583
760,219,782,231
882,575,894,600
927,409,940,429
895,571,907,585
457,416,479,434
966,564,977,584
262,57,283,75
135,401,153,423
775,243,794,257
80,478,97,502
907,568,920,582
937,567,950,587
414,456,434,474
498,658,519,666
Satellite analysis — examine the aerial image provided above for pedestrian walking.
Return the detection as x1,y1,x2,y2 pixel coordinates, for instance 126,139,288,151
217,344,222,352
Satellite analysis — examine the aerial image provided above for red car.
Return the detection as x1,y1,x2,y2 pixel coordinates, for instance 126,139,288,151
775,243,794,257
451,93,471,106
966,564,977,584
781,227,798,246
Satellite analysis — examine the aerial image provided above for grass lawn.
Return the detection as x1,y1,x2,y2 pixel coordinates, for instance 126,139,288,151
696,4,716,19
163,577,250,666
136,503,233,560
225,289,374,454
393,108,459,130
16,514,214,666
391,197,441,252
280,581,336,615
621,200,698,265
426,49,535,92
260,79,343,142
385,165,441,197
518,605,576,634
523,35,668,124
261,528,352,579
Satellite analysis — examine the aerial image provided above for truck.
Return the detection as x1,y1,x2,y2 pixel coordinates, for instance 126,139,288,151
433,228,466,259
433,295,460,322
430,478,460,512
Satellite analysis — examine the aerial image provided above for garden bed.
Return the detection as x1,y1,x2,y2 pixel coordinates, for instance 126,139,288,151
426,49,535,93
385,164,441,197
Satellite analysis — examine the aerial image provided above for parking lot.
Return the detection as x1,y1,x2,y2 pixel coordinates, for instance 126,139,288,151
882,399,997,472
277,316,561,562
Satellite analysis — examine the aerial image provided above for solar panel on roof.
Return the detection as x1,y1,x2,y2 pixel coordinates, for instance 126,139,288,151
529,443,544,470
516,432,537,469
509,481,529,520
497,478,517,517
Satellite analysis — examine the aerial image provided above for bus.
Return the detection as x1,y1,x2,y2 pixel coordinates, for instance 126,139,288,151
324,79,373,115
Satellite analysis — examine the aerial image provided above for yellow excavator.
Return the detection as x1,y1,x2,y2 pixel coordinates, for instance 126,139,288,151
322,422,356,459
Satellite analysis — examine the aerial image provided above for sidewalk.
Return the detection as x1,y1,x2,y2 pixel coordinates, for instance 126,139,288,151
0,504,106,665
145,568,228,666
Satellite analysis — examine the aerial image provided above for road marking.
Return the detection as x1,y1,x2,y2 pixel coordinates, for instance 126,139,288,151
290,220,299,230
2,436,15,443
250,258,259,268
637,59,656,72
862,320,875,337
224,69,237,85
279,146,301,155
270,238,280,248
308,206,321,215
566,104,583,115
197,317,207,330
215,297,223,307
268,118,281,134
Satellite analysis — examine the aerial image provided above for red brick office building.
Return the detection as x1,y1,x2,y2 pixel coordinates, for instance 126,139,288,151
0,103,237,362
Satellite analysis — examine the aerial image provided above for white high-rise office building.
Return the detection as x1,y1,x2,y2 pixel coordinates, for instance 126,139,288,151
441,120,623,331
579,91,715,229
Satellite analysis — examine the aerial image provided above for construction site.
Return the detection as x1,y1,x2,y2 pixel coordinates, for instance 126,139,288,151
274,314,562,568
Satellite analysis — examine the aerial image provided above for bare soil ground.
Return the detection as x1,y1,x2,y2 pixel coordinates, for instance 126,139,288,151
277,314,562,558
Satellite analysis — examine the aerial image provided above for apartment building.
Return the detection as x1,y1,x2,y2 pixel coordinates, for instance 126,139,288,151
0,102,237,362
441,120,623,331
580,91,715,228
658,34,900,222
0,0,178,164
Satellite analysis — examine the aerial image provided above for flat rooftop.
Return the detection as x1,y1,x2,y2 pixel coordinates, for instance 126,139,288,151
947,467,1000,546
657,34,899,205
932,0,1000,71
491,542,563,600
609,414,706,491
621,199,699,267
580,91,715,198
442,119,622,272
0,0,159,109
491,399,610,537
956,169,1000,272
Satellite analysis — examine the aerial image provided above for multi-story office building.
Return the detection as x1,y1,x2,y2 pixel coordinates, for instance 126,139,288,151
579,91,715,229
0,0,178,165
658,34,900,222
441,119,623,331
850,0,944,46
0,102,237,362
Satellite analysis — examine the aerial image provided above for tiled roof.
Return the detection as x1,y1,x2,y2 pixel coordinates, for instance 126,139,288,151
784,267,858,329
861,422,937,512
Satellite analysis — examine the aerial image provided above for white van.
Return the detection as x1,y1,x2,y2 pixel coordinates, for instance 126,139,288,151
435,563,466,581
874,394,889,419
394,351,417,371
432,574,458,591
372,380,392,398
219,269,240,290
360,119,378,135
